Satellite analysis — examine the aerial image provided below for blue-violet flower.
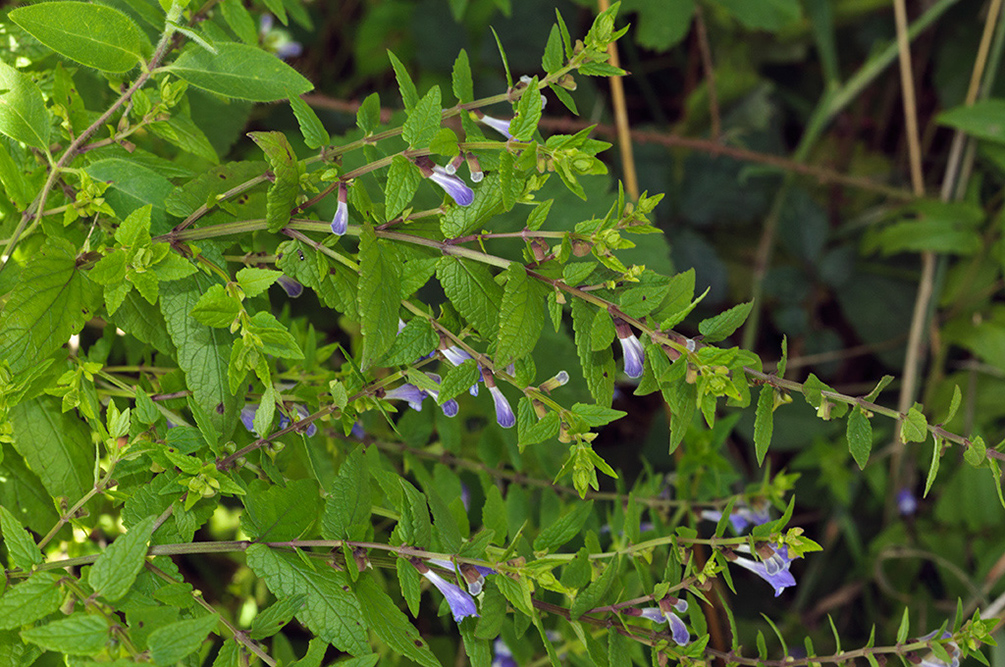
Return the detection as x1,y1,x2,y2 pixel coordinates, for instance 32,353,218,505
636,598,690,646
614,319,644,378
732,544,797,596
384,383,426,412
278,404,317,437
260,14,303,60
414,562,479,623
897,488,918,516
276,275,303,298
476,112,513,140
700,500,772,534
331,182,348,236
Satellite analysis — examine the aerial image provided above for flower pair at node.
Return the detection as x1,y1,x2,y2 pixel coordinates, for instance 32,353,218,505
630,596,690,646
239,403,317,437
383,373,459,417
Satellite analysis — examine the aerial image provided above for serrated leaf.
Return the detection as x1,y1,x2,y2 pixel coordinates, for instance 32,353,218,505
698,301,753,343
387,50,418,111
496,264,545,366
10,396,94,504
246,544,368,654
438,359,481,404
385,154,423,220
0,572,64,630
169,43,313,102
846,408,872,470
247,312,304,359
148,614,218,665
570,403,626,427
381,318,438,366
10,2,144,73
322,446,371,541
753,385,774,466
452,49,473,103
189,284,241,328
356,576,440,666
248,131,300,233
945,385,962,423
0,60,51,150
242,478,320,542
250,594,308,640
589,309,616,352
289,95,330,149
542,25,564,73
88,515,156,602
570,556,620,620
901,405,928,443
0,238,99,374
403,86,442,148
437,257,504,338
356,92,381,135
20,614,108,656
0,506,42,570
358,225,401,369
220,0,257,44
571,300,615,406
534,501,593,552
236,267,282,297
509,77,542,141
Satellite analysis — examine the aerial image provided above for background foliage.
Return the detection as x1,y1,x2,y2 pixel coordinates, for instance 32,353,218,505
1,0,1004,666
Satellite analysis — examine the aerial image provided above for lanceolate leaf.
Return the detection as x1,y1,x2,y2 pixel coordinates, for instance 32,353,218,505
168,43,314,102
10,2,146,73
248,131,301,233
496,264,545,367
0,572,64,630
9,396,94,503
20,614,109,656
0,60,51,150
289,95,330,149
846,408,872,470
753,386,774,466
88,516,157,602
0,506,43,570
0,237,100,375
358,225,401,369
355,576,440,667
437,257,503,339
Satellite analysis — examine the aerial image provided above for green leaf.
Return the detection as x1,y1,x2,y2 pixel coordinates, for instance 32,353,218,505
88,515,156,602
440,172,504,238
291,637,334,667
938,100,1005,145
0,572,64,630
397,480,432,548
753,385,774,466
0,237,99,375
945,385,962,423
397,557,422,617
242,478,321,542
322,446,371,541
846,408,873,470
168,43,313,102
220,0,258,44
385,154,423,220
496,264,545,366
403,86,442,148
533,501,594,552
355,576,440,667
542,25,564,73
10,2,145,73
147,114,219,164
250,594,308,640
246,544,369,654
356,93,381,135
20,614,108,656
451,49,474,103
358,225,402,369
381,318,438,366
590,309,616,352
189,284,241,328
698,301,754,343
248,131,301,233
569,403,626,428
161,274,243,440
289,95,330,149
247,312,304,359
10,396,94,503
148,614,219,666
0,505,42,570
387,50,419,111
509,77,543,141
896,608,910,643
711,0,801,30
237,267,282,297
571,300,615,406
924,437,942,498
964,435,987,468
438,359,481,404
437,257,504,338
901,404,928,443
570,556,620,620
0,60,51,150
517,401,561,449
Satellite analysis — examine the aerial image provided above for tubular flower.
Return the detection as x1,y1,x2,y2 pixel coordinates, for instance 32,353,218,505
416,156,474,206
483,372,515,428
614,319,645,378
444,154,465,175
423,373,459,418
492,639,517,667
540,370,570,392
731,544,798,596
897,488,918,516
700,500,772,534
330,182,349,235
465,153,484,183
475,112,513,140
278,404,317,437
239,404,257,433
635,598,690,646
383,383,426,412
413,561,479,623
276,275,303,298
260,14,302,60
428,558,496,596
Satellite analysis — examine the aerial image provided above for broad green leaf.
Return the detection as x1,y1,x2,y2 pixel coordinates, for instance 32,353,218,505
9,396,94,503
10,2,145,73
397,557,422,617
189,284,241,328
168,43,313,102
964,435,987,468
0,505,43,569
938,100,1005,145
358,225,401,369
20,614,108,656
247,312,304,359
276,240,358,318
0,60,50,150
533,501,593,552
438,359,481,404
236,267,282,297
322,446,371,541
438,257,504,339
542,25,564,73
517,399,561,448
291,638,335,667
248,131,301,232
496,264,545,366
148,614,219,665
385,155,422,220
289,95,330,149
901,404,928,443
220,0,258,44
509,77,542,141
88,515,156,602
241,478,321,542
396,480,432,548
698,301,754,343
355,576,440,667
0,237,99,374
452,49,474,103
250,594,308,640
846,408,872,470
356,93,381,135
0,572,64,630
570,556,620,620
147,114,219,164
590,308,616,352
165,160,267,218
869,220,981,255
245,544,369,654
571,300,615,406
381,317,438,366
160,274,243,440
387,50,418,111
753,386,773,466
569,403,626,428
403,86,442,148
